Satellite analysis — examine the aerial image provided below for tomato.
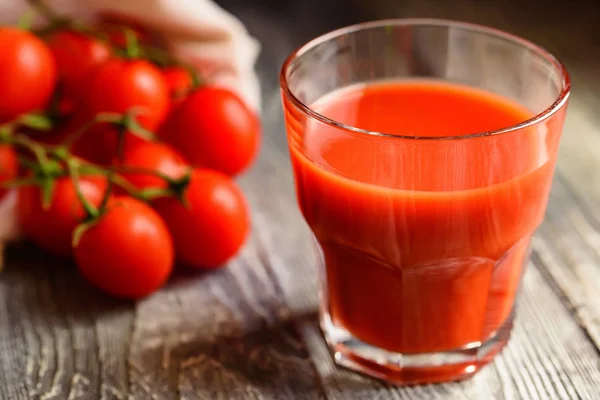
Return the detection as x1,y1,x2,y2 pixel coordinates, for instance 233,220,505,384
159,86,260,176
0,28,56,122
74,196,173,299
163,67,192,100
87,58,168,128
48,30,111,102
154,169,250,269
87,58,169,155
18,176,108,258
0,146,18,199
121,142,188,189
161,67,193,115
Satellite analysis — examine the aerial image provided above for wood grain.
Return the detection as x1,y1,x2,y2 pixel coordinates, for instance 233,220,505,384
1,0,599,399
297,261,600,400
535,174,600,349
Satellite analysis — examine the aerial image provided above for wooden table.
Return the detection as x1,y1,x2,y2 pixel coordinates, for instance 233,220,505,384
1,1,599,398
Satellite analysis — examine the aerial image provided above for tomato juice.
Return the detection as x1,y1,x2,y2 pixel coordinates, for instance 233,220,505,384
286,80,561,354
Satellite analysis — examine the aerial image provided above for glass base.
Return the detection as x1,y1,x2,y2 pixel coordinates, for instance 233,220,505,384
320,311,512,385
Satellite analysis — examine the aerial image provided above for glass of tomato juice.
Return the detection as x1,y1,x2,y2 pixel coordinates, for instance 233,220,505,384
280,19,570,384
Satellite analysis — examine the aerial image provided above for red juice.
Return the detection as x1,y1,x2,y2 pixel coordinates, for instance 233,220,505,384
286,80,561,354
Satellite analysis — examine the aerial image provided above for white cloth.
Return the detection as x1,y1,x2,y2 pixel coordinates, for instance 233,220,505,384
0,0,261,111
0,0,261,253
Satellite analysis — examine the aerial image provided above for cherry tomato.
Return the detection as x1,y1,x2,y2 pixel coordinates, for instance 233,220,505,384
48,30,111,102
18,176,108,258
121,142,188,189
0,146,18,199
154,169,250,269
0,28,56,122
87,58,169,155
161,67,194,116
74,196,174,299
163,67,193,99
159,86,260,176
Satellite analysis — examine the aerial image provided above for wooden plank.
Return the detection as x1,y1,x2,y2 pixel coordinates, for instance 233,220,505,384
555,94,600,213
358,0,600,393
0,247,30,400
0,5,338,398
95,309,134,400
214,2,600,399
0,1,598,399
534,174,600,349
0,229,325,399
298,262,600,400
0,245,136,400
238,138,318,315
0,242,324,399
176,322,324,399
125,234,323,398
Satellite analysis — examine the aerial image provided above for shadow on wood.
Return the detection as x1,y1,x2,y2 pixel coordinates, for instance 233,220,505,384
3,243,133,319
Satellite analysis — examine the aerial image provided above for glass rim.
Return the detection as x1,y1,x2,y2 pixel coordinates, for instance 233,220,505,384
279,18,571,141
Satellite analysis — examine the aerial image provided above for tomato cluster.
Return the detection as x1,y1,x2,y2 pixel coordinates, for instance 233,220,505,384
0,16,260,300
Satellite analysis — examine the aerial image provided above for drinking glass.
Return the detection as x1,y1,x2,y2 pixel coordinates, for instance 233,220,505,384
280,19,569,384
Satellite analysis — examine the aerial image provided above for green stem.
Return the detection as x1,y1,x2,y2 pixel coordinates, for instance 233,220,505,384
0,113,52,138
124,28,141,59
0,124,15,140
7,132,61,210
66,159,99,219
74,159,147,200
186,66,202,90
17,156,41,170
18,9,36,30
61,112,122,149
61,120,95,148
110,175,142,196
94,112,124,124
168,170,192,207
0,177,41,188
137,187,174,200
144,47,172,67
11,135,52,171
40,176,55,210
2,110,185,209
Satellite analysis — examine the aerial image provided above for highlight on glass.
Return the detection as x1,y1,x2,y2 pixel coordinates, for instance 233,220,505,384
280,19,570,384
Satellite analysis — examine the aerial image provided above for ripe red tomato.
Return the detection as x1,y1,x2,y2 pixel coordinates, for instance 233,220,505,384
17,176,108,258
74,196,173,299
162,67,193,115
163,67,192,99
154,169,250,269
159,86,260,176
48,30,111,102
0,28,56,122
0,146,18,199
87,58,169,155
121,142,188,189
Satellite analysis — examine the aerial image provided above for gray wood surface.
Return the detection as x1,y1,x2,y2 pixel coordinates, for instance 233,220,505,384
1,0,600,398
